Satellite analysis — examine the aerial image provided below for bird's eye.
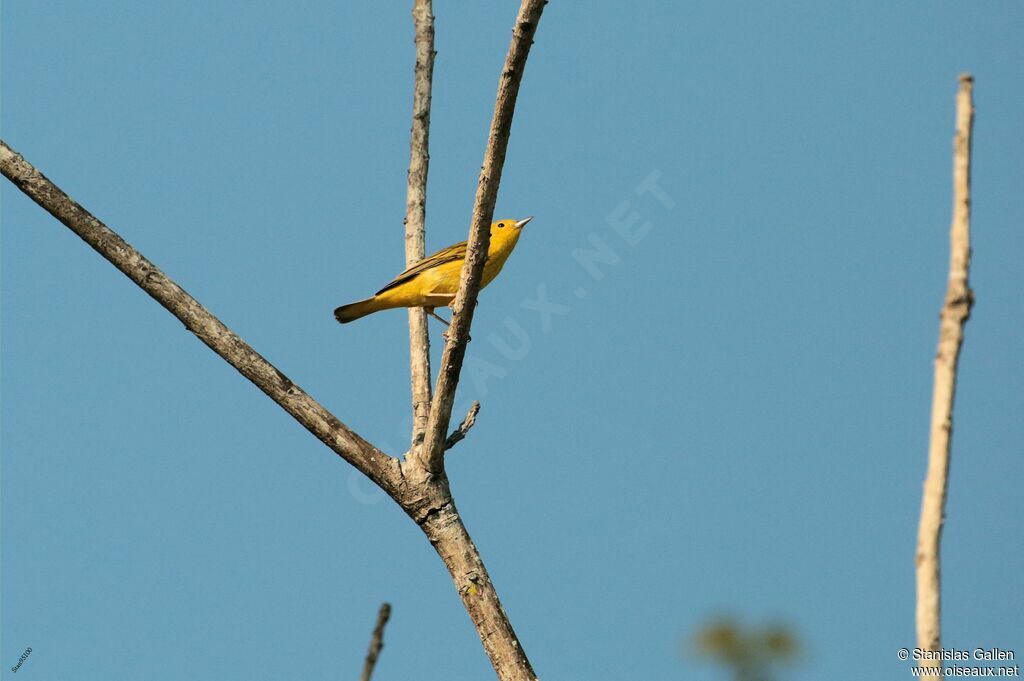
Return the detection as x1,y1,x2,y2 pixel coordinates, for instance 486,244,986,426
498,222,505,228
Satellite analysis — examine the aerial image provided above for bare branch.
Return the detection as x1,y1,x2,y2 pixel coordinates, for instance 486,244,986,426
360,603,392,681
405,0,436,448
915,73,975,680
419,0,547,474
419,497,537,681
0,139,401,493
444,401,480,451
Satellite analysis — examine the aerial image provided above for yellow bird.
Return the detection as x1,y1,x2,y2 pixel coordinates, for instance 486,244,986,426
334,216,533,325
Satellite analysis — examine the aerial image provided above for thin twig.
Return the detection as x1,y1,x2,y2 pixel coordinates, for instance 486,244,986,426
0,140,402,493
418,0,547,474
360,603,392,681
444,401,480,451
915,73,974,680
405,0,436,448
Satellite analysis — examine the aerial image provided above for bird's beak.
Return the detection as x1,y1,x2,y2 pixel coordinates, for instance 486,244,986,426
515,216,534,229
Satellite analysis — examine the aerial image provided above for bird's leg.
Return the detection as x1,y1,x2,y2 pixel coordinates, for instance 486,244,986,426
426,308,450,327
425,308,472,343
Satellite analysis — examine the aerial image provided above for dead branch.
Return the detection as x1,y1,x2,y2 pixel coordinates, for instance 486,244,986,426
444,401,481,451
405,0,436,448
915,73,975,679
2,4,547,680
417,0,547,475
0,140,401,494
360,603,392,681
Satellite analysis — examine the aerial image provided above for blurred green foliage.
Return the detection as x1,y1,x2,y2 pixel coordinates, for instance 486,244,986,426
691,619,799,681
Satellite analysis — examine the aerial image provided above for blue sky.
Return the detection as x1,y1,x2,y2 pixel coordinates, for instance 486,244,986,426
2,2,1022,680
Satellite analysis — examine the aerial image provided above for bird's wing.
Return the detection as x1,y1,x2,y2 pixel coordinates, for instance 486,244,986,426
376,240,468,295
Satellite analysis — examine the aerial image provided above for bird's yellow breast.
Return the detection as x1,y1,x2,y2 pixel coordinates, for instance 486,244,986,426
376,225,522,309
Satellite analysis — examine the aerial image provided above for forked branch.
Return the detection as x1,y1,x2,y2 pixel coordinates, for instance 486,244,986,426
417,0,547,474
2,3,548,680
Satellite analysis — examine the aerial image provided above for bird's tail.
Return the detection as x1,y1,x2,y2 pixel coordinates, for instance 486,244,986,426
334,297,380,324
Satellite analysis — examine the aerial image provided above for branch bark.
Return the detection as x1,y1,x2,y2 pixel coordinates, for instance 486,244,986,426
421,499,535,680
0,140,402,495
418,0,547,474
405,0,436,448
915,73,975,679
360,603,392,681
